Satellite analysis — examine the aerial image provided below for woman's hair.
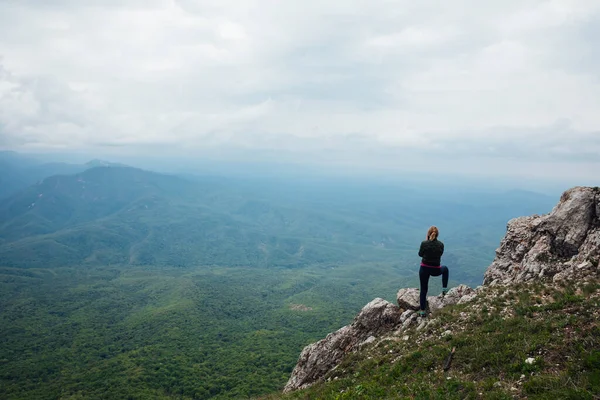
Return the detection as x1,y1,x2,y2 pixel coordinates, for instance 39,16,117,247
426,226,439,241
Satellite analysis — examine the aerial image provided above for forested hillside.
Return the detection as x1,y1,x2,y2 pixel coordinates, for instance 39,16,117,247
0,165,556,283
0,160,559,399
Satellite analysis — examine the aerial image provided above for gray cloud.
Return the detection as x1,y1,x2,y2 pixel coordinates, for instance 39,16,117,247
0,0,599,179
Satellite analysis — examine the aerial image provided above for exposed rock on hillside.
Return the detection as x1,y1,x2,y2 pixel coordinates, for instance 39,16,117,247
426,284,477,311
396,284,476,312
484,186,600,286
284,187,600,393
283,298,402,392
284,286,477,392
396,287,420,310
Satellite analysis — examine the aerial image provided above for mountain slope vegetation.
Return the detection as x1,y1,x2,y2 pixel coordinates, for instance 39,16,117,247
0,165,556,284
0,159,560,399
1,264,380,399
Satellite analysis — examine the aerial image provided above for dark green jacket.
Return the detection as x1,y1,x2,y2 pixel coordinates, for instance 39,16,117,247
419,239,444,267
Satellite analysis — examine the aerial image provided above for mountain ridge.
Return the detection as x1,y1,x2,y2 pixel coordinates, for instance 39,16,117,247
0,165,426,270
0,152,129,199
1,164,555,279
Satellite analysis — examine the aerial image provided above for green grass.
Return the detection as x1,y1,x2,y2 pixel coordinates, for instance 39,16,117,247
264,282,600,400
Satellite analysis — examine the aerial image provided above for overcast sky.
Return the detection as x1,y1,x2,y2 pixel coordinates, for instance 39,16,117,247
0,0,599,180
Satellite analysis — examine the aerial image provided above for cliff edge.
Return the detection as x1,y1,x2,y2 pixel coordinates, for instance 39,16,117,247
283,186,600,394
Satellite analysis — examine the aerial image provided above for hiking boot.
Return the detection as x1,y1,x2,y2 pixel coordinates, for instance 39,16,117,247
442,288,449,296
418,310,427,318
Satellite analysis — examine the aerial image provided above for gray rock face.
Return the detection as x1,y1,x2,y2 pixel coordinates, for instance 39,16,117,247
285,286,480,393
397,284,476,312
396,288,420,310
426,284,476,312
399,309,414,323
283,298,402,392
484,187,600,286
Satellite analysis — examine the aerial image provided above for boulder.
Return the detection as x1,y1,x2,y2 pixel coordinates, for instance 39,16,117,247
427,284,476,312
396,288,420,310
397,284,477,313
399,309,415,323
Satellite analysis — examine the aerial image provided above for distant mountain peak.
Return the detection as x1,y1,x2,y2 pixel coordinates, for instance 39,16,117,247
85,159,128,168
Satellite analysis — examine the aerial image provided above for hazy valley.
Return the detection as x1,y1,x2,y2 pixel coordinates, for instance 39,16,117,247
0,151,560,399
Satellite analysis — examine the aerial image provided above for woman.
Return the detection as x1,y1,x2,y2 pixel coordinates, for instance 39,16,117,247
418,226,449,317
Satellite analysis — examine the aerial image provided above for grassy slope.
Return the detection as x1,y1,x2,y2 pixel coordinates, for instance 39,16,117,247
264,282,600,400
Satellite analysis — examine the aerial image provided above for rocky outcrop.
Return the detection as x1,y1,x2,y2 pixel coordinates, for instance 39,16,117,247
285,187,600,393
396,288,420,310
426,284,477,311
284,286,478,392
283,298,402,392
484,186,600,286
396,284,476,312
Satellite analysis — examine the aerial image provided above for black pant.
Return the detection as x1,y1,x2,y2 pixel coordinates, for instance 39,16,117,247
419,266,449,311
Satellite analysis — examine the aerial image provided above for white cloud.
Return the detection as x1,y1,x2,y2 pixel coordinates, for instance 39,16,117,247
0,0,599,179
367,26,458,49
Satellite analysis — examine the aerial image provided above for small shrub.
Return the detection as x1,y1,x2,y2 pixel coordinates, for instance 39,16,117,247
523,375,561,395
584,350,600,391
583,282,599,296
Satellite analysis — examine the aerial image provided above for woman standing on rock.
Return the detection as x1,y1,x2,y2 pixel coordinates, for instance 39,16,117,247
418,226,449,317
